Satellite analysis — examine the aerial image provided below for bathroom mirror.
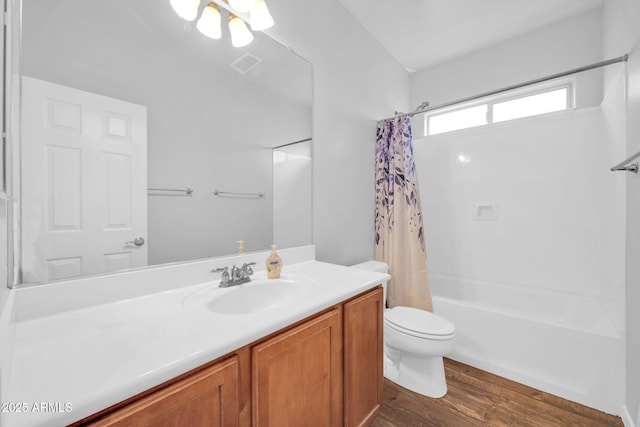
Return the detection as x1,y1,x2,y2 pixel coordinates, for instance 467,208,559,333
12,0,312,285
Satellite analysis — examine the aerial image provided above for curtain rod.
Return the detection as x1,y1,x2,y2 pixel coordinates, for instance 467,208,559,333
380,53,629,123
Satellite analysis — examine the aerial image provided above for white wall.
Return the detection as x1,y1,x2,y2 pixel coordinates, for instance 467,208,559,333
265,0,410,265
410,8,602,109
602,1,640,425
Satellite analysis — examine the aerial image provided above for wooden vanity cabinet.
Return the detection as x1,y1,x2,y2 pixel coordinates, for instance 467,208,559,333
250,287,383,427
343,287,384,427
73,286,383,427
252,309,343,426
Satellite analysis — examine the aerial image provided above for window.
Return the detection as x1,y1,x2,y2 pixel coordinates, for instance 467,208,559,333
493,87,568,123
425,82,573,136
428,105,488,135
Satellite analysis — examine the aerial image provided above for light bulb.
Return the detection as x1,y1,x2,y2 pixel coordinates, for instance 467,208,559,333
228,14,254,47
196,2,222,39
228,0,253,13
170,0,201,21
249,0,274,31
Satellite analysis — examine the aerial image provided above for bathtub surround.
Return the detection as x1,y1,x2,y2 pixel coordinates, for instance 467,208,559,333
374,117,432,311
410,6,628,416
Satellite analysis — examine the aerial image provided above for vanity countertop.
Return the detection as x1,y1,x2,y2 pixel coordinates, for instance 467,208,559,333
3,258,389,427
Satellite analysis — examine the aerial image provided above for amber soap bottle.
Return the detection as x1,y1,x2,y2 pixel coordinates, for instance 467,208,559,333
265,244,283,279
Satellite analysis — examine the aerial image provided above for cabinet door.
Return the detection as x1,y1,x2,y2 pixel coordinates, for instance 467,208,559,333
89,356,241,427
252,309,342,427
343,287,384,427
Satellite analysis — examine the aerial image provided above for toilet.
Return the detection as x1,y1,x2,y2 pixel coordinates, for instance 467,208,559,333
352,260,456,398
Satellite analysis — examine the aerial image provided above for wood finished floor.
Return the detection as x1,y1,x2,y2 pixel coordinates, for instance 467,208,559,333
371,358,623,427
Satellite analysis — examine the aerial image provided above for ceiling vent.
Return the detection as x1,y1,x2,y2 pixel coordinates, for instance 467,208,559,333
230,53,263,74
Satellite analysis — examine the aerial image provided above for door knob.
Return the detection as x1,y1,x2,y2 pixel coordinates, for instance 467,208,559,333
126,237,145,247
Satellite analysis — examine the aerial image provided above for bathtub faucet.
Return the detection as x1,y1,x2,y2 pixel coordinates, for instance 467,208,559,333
211,262,256,287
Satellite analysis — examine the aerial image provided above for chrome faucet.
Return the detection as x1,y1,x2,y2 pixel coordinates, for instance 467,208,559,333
211,262,256,287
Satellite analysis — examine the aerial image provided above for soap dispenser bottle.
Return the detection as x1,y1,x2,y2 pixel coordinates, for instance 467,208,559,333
265,244,283,279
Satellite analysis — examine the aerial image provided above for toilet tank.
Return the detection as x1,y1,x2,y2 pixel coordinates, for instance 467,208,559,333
351,260,389,305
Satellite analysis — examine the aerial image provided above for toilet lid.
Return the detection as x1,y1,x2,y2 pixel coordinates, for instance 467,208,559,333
385,306,455,338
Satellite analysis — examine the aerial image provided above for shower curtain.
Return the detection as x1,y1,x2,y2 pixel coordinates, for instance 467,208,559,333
374,117,433,312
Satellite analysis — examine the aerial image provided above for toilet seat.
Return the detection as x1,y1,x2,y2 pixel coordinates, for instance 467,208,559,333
385,306,455,340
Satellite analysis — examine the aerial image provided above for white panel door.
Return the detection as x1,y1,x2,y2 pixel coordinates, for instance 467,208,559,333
21,77,147,283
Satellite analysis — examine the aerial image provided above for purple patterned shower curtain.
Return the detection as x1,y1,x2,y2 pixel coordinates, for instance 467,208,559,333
374,116,433,311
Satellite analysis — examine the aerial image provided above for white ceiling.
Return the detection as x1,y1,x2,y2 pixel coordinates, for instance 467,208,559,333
337,0,603,72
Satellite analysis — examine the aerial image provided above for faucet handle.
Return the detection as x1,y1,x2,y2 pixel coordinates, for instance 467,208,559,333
211,266,231,284
242,262,256,274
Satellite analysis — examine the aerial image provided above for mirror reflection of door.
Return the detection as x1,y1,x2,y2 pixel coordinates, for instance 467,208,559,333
21,77,148,283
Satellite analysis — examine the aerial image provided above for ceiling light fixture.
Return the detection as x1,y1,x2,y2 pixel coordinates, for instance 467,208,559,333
170,0,274,47
170,0,201,21
196,2,222,39
228,13,254,47
249,0,274,31
228,0,253,14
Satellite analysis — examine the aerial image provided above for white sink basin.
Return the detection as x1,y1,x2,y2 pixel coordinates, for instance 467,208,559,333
185,276,316,315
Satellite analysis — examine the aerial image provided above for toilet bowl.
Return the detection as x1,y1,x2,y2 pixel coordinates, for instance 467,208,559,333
352,260,456,398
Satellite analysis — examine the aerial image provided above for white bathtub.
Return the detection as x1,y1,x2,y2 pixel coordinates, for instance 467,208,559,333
430,273,624,416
